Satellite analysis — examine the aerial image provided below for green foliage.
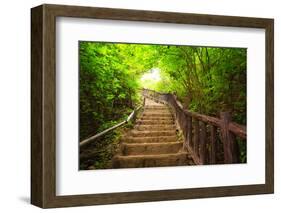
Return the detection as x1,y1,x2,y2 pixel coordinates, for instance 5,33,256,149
153,46,247,126
79,42,247,166
79,42,156,140
151,46,247,162
79,129,122,170
79,42,157,169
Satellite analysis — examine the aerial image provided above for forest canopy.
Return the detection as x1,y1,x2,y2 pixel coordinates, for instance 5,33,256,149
79,42,246,141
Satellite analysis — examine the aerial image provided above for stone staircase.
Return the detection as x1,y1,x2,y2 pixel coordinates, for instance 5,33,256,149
112,99,194,168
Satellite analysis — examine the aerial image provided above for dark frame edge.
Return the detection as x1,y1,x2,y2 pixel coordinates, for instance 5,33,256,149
43,3,273,28
31,5,44,208
31,4,57,208
265,19,274,194
45,184,270,208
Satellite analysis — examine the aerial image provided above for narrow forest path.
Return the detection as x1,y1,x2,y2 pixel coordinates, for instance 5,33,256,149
112,98,194,168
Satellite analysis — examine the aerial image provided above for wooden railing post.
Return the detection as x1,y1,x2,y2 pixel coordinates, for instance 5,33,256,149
210,125,217,164
220,112,238,163
187,116,192,148
199,121,207,164
194,119,200,158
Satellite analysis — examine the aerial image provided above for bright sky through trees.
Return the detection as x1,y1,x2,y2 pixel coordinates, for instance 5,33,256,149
140,68,161,88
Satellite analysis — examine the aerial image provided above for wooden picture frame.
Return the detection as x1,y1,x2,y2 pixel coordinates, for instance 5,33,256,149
31,4,274,208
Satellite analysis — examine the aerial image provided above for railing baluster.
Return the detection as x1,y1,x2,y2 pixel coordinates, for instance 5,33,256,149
199,121,207,164
220,112,238,164
194,119,200,158
187,115,192,148
233,136,240,163
210,125,217,164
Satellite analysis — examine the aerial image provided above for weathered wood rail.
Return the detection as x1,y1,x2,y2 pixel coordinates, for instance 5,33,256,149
142,88,246,165
80,105,142,148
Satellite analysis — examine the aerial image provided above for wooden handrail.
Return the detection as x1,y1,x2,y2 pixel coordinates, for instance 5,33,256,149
142,88,246,164
142,88,246,138
80,105,142,148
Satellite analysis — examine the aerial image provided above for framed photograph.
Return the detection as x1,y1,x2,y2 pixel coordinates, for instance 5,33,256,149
31,4,274,208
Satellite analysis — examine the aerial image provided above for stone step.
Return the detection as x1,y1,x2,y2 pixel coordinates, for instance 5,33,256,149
144,109,169,112
144,109,170,113
140,116,173,121
143,112,171,116
135,124,176,131
144,105,169,110
137,120,174,125
123,135,177,143
112,153,189,168
109,99,195,168
131,130,176,137
121,142,183,155
142,113,173,117
141,116,173,121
